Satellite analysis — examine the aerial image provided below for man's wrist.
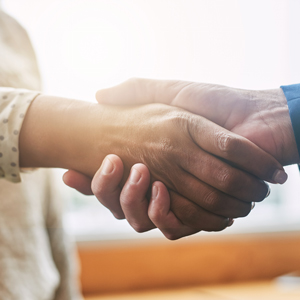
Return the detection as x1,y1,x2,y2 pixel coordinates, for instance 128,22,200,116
280,84,300,164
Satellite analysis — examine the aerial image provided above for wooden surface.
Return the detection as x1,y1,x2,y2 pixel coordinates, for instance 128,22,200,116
85,280,300,300
78,232,300,295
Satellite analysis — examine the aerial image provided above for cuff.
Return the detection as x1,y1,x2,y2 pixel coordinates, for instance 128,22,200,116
0,88,40,182
280,83,300,164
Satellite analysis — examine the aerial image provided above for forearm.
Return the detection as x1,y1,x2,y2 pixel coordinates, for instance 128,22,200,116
18,95,182,181
19,94,108,177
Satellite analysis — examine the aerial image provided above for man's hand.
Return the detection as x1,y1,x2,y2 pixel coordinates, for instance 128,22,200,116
95,79,299,166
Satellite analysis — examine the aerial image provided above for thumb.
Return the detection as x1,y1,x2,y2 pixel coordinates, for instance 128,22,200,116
96,79,229,127
95,78,185,105
96,78,149,105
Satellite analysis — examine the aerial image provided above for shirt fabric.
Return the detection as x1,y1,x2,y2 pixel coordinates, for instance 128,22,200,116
0,88,40,182
0,10,82,300
281,83,300,160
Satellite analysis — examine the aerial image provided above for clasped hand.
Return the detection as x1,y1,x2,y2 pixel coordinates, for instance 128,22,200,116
64,79,296,240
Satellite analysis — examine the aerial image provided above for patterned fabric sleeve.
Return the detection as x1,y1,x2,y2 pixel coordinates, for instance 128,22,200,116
0,87,40,182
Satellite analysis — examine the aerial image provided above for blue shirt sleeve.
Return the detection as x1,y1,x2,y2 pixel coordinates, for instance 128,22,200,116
280,83,300,168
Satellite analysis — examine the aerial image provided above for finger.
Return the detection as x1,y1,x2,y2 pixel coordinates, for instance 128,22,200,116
63,170,93,195
96,78,184,106
176,171,253,217
169,190,231,232
91,154,125,219
120,164,156,233
187,115,287,184
178,144,270,203
148,182,199,240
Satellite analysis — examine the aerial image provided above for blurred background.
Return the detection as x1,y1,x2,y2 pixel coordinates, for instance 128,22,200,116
3,0,300,242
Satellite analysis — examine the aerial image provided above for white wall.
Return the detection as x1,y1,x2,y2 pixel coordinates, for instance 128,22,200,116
3,0,298,96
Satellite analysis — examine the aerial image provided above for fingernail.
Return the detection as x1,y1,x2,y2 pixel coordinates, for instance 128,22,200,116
265,184,271,198
101,158,114,175
130,167,141,184
152,185,158,200
251,202,255,210
227,218,234,227
272,169,288,184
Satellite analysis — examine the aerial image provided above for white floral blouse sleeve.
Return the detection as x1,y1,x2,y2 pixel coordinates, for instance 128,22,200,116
0,88,40,182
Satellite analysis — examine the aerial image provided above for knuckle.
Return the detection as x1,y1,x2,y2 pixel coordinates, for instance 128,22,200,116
120,193,136,210
160,140,192,170
148,210,160,224
204,190,252,218
171,195,203,229
217,170,238,193
169,110,189,129
148,204,165,224
203,190,220,211
160,137,175,155
216,132,240,156
174,82,199,103
181,208,202,229
91,182,105,200
155,137,178,165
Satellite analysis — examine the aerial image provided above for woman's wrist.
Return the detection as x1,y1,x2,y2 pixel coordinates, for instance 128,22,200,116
19,94,110,177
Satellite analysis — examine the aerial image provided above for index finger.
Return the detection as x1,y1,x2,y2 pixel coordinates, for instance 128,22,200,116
188,115,287,184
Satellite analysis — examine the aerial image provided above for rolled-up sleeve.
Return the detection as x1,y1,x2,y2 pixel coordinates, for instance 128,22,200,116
0,88,40,182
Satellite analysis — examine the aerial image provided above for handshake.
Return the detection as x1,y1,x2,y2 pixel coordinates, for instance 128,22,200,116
21,79,299,240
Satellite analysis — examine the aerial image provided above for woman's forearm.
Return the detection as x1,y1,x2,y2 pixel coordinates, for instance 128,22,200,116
19,94,108,177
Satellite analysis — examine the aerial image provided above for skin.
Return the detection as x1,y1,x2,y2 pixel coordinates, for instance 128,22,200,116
19,94,283,235
63,79,297,239
94,79,299,166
